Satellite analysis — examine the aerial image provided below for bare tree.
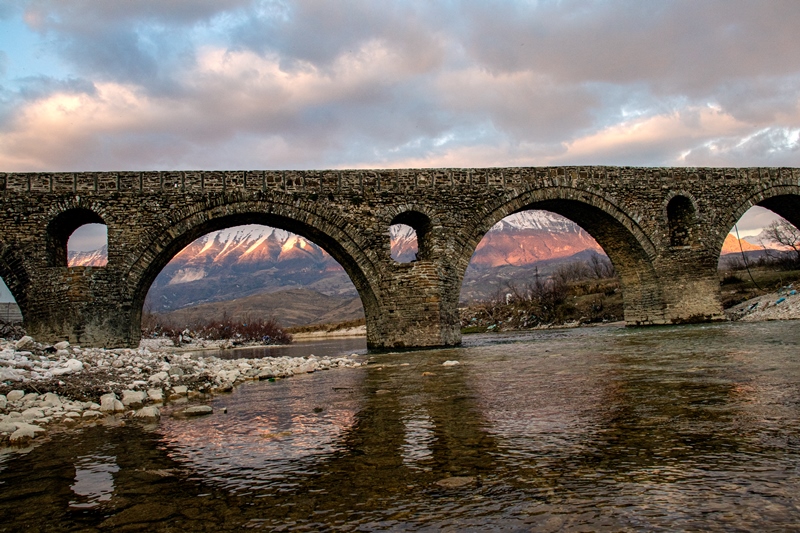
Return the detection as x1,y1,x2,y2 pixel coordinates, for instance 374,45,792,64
761,219,800,268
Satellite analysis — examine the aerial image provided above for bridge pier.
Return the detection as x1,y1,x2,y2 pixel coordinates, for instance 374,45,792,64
656,250,725,324
367,261,461,350
23,267,137,348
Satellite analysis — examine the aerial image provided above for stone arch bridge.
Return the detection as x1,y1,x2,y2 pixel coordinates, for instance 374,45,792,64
0,166,798,349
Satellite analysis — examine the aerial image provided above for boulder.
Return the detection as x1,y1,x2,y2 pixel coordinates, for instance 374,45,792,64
182,405,213,416
9,425,43,444
65,359,84,373
6,390,24,402
99,393,125,413
14,336,35,351
21,408,44,421
148,371,169,385
133,406,161,421
41,393,63,407
53,341,70,351
0,368,24,382
121,390,147,408
147,389,164,402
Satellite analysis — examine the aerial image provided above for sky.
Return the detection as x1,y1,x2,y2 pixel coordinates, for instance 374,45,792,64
1,0,799,300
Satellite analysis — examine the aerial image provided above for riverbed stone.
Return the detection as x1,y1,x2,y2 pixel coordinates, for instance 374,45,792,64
183,405,213,416
147,388,163,402
53,341,70,351
14,336,34,350
100,393,125,413
0,368,24,382
121,390,147,407
6,390,24,402
434,476,476,489
100,503,177,528
82,410,103,419
41,392,63,407
134,406,161,420
148,371,168,385
21,408,44,421
9,426,39,444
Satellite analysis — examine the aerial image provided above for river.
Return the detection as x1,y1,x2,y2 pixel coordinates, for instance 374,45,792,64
1,320,799,531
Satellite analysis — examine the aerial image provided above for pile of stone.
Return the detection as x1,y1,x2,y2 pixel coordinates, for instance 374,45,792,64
726,283,800,322
0,335,365,446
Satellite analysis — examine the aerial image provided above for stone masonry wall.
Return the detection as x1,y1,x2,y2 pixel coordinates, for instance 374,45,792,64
0,166,798,348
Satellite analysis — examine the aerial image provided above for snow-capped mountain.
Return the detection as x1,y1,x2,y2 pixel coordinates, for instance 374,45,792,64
64,211,776,312
68,245,108,267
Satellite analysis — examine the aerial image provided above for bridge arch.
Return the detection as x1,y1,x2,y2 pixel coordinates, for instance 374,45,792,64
458,187,664,324
387,209,434,262
664,193,699,248
122,199,382,345
0,242,29,320
715,185,800,258
46,207,106,267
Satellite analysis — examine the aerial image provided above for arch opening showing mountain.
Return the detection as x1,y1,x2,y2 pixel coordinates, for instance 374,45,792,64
459,210,605,303
63,212,786,331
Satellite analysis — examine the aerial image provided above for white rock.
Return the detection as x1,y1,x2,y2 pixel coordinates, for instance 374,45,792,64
0,395,5,409
14,336,35,350
0,368,24,382
133,406,161,420
121,390,147,407
9,425,42,444
99,393,125,413
6,390,24,402
147,389,163,402
65,359,83,372
21,408,44,421
0,422,19,433
442,360,460,366
41,392,62,407
148,371,168,384
50,367,73,376
53,341,70,351
171,385,188,396
21,392,38,403
82,410,103,419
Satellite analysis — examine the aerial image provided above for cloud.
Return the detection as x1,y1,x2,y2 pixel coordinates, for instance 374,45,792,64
0,0,798,174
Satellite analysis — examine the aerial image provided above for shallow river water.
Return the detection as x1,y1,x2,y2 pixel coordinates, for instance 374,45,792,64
2,321,800,531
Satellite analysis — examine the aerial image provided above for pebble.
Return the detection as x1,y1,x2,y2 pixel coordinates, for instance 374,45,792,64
0,335,366,446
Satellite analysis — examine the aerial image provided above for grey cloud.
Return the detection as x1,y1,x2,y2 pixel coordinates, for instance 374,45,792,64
458,0,800,90
683,127,800,167
16,75,95,101
233,0,445,72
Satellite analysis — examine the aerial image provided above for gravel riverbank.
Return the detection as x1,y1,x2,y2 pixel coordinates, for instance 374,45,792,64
725,283,800,321
0,336,365,447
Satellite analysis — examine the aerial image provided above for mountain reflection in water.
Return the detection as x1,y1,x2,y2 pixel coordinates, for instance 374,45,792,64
1,321,800,531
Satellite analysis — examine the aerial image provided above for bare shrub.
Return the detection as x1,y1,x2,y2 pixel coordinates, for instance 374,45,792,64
143,313,292,344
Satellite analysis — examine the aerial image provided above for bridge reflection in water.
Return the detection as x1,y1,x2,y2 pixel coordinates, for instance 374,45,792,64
1,321,799,530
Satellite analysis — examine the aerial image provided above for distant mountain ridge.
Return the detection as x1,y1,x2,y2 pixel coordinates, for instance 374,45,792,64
63,212,772,320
